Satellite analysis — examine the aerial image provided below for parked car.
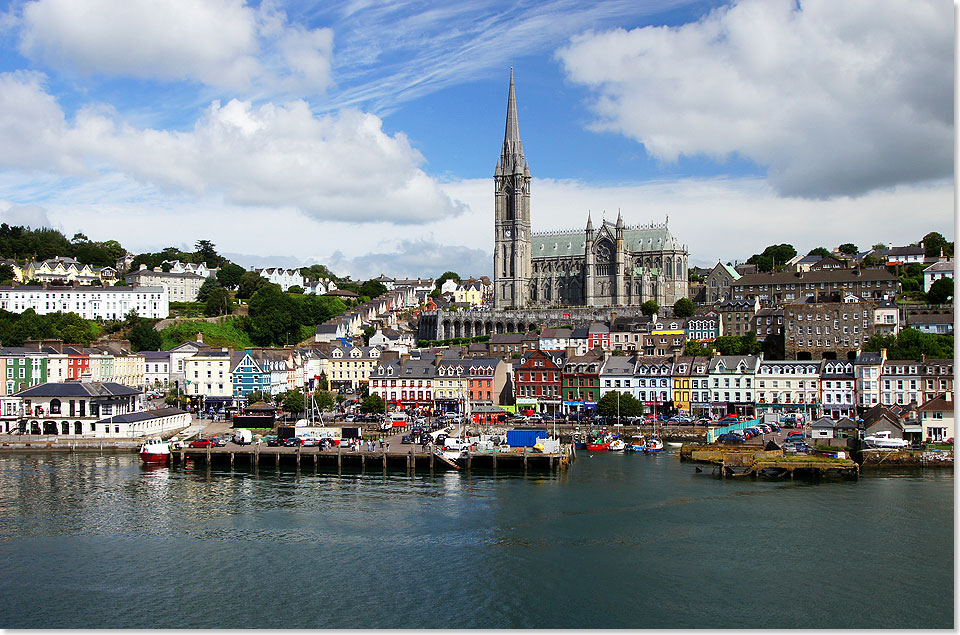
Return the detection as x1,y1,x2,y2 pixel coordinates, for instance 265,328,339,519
188,438,216,448
210,436,228,447
718,415,739,424
266,437,282,447
786,431,806,439
400,435,413,444
716,433,744,444
282,437,304,447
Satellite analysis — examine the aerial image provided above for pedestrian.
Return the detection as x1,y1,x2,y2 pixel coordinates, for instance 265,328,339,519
386,442,390,452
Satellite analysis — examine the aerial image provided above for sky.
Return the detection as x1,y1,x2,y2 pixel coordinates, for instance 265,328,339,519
0,0,953,280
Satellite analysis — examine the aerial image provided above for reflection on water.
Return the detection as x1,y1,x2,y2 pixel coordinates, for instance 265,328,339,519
0,451,952,629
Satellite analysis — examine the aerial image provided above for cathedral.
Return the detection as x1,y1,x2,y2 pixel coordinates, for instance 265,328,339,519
493,70,690,310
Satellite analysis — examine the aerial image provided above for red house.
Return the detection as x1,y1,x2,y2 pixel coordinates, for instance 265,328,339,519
514,349,565,415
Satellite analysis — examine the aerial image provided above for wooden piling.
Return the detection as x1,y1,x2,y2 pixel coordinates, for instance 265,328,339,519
382,447,387,469
523,449,528,471
466,451,472,470
230,453,234,468
296,447,301,468
337,444,342,468
492,449,497,469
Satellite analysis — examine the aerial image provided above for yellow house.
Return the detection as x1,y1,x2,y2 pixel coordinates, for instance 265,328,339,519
454,280,485,306
327,345,382,391
671,356,694,415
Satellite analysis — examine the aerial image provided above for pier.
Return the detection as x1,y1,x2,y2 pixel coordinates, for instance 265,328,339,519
680,443,859,479
167,444,574,473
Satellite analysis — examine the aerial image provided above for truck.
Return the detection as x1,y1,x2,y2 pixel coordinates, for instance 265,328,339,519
277,425,343,442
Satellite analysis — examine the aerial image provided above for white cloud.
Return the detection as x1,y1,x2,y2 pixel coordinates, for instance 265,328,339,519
0,73,464,223
557,0,953,198
17,0,333,94
0,201,54,229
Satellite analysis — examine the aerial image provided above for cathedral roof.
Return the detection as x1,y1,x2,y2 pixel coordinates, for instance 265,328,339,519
531,221,682,258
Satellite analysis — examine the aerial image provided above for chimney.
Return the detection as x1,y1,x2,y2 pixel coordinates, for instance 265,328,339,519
197,332,203,344
610,311,618,325
566,345,576,359
434,351,444,365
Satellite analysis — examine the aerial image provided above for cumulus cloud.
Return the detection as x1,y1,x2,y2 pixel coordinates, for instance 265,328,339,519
326,239,491,281
17,0,333,94
0,201,54,228
557,0,953,198
0,72,464,223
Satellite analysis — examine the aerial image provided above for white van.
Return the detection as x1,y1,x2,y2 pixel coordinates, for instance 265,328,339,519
233,429,253,445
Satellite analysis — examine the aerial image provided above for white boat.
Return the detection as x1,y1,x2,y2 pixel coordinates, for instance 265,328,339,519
608,439,625,452
667,441,683,447
862,431,910,449
644,437,664,453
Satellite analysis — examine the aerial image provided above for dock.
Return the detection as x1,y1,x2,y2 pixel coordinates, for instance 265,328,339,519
680,443,859,479
167,444,575,473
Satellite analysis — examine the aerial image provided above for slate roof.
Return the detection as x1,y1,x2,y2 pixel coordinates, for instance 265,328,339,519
530,222,679,258
919,395,953,412
600,355,636,375
855,352,884,365
733,269,896,286
923,261,954,273
15,382,140,397
96,407,187,424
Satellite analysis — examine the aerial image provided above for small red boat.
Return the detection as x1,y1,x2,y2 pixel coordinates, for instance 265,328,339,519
138,438,171,464
586,442,610,451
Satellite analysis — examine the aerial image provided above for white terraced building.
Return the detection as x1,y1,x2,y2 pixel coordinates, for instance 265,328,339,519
0,286,169,319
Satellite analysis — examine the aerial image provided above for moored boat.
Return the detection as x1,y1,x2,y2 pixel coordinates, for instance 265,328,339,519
644,437,664,453
586,441,610,451
138,438,171,464
608,439,625,452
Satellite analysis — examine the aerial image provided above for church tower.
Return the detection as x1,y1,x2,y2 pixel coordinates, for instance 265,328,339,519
493,69,532,309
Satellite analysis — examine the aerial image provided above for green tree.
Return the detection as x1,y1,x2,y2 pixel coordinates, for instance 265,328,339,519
194,239,225,267
216,262,245,289
641,300,659,316
237,271,273,299
837,243,859,256
596,391,644,419
196,276,222,302
864,328,953,360
685,340,712,356
282,388,306,416
927,277,953,305
245,390,269,405
359,280,388,298
204,287,233,316
0,264,14,283
434,271,461,291
313,390,335,412
129,319,162,352
287,285,304,294
362,325,376,346
871,243,888,251
747,244,797,272
360,393,385,414
922,231,952,258
673,297,695,318
247,285,298,345
807,247,831,258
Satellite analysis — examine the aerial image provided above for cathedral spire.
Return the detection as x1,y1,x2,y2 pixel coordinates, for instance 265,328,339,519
501,68,524,171
586,211,594,232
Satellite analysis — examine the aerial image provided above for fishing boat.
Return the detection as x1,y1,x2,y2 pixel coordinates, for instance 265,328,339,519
586,440,611,451
643,436,664,453
624,434,646,452
608,439,625,452
138,437,171,464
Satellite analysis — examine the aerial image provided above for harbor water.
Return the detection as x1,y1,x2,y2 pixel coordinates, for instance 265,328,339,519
0,450,952,629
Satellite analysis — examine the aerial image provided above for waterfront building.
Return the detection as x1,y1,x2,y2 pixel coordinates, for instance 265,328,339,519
230,350,271,399
671,356,710,416
255,267,304,292
633,356,673,414
434,356,509,412
369,356,436,414
599,354,637,402
0,285,169,319
854,350,886,411
124,266,204,302
707,355,761,418
820,360,856,419
514,349,564,416
756,360,824,420
327,345,382,392
688,358,711,419
143,351,171,389
562,349,603,414
492,70,689,309
167,337,210,392
918,394,954,443
184,349,233,399
13,381,143,436
880,359,922,407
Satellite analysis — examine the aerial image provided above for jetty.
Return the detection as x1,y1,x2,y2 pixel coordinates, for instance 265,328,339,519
167,444,574,473
680,443,859,479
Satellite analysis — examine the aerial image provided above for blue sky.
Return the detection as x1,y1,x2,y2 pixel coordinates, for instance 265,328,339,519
0,0,953,279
